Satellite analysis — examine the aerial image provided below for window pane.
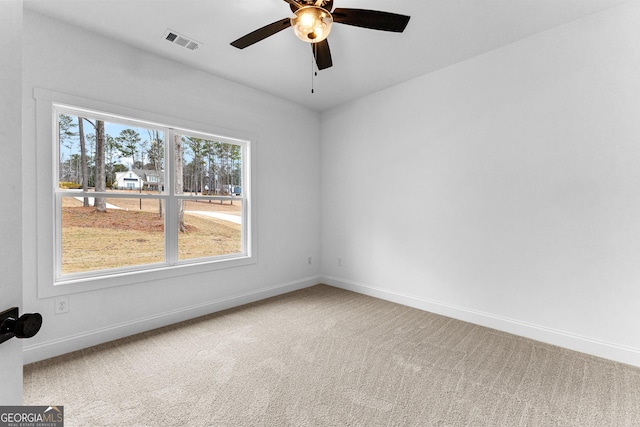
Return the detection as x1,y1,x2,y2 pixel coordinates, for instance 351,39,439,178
57,111,167,276
176,136,242,196
178,199,243,261
60,196,165,275
57,113,165,193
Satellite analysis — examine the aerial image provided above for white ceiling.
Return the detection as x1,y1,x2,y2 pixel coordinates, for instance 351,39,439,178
24,0,628,112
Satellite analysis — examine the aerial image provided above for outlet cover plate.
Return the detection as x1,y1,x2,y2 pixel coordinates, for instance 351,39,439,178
55,297,69,314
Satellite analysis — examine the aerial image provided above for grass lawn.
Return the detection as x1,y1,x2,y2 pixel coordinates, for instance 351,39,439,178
61,196,242,274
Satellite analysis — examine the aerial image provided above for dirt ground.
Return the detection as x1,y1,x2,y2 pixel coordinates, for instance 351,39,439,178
62,193,241,232
61,196,242,273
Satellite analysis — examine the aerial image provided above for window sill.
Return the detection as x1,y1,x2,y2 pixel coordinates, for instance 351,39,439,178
40,255,257,298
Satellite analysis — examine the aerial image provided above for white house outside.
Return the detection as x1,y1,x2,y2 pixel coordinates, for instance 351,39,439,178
114,169,163,191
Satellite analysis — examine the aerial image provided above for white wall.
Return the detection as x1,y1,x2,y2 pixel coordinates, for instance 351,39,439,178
22,10,321,363
21,2,640,368
321,2,640,366
0,0,24,404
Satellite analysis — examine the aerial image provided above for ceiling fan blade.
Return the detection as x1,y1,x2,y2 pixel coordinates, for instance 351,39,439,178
312,39,332,70
230,18,292,49
282,0,303,10
332,8,410,32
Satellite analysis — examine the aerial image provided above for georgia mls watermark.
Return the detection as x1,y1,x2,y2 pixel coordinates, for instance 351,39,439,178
0,406,63,427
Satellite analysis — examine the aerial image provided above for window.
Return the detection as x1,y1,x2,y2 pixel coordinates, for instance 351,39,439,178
35,89,255,297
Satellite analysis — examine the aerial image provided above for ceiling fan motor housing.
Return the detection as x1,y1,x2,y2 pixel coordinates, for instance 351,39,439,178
290,0,334,12
291,6,333,43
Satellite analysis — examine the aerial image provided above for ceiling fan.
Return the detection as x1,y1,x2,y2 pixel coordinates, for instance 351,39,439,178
230,0,410,70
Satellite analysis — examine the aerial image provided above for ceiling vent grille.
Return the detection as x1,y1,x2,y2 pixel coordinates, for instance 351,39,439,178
163,29,201,51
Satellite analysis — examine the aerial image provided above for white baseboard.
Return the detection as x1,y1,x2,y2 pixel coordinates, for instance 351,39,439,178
23,276,321,364
26,275,640,368
322,276,640,368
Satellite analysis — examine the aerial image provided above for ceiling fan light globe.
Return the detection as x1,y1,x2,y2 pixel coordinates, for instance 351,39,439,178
291,6,333,43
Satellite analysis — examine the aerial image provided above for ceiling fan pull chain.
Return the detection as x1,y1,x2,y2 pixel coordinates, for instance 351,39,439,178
311,45,316,94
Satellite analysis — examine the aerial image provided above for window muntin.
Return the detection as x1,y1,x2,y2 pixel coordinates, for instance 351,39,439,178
54,104,250,282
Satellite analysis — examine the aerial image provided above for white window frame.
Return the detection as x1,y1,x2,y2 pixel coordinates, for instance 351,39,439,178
34,88,257,298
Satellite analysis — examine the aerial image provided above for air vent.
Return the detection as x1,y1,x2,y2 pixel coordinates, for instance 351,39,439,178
163,29,201,51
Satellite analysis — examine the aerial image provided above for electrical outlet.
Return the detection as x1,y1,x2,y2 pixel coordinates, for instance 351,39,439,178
338,257,343,267
55,297,69,315
308,256,312,265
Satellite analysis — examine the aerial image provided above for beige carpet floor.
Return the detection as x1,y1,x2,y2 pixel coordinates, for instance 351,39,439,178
24,284,640,426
